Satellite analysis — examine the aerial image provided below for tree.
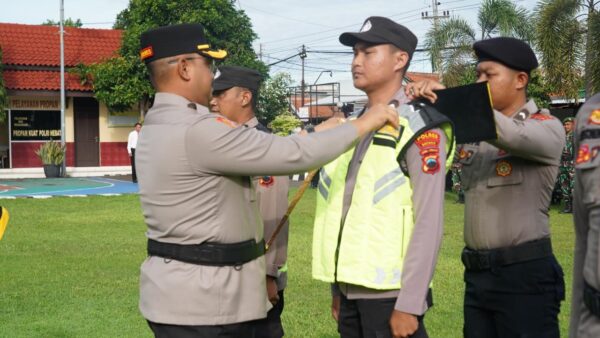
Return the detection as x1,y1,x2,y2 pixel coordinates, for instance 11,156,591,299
42,18,83,27
425,0,533,87
0,48,7,123
268,113,302,136
535,0,600,100
85,0,267,112
257,73,293,125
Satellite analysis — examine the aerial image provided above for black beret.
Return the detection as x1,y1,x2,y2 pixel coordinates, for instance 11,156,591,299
212,66,263,92
339,17,418,58
139,23,227,64
473,37,538,72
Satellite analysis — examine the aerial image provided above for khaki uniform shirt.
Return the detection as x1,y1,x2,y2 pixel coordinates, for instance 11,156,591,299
137,93,358,325
335,89,448,315
569,93,600,338
458,100,565,250
246,117,290,291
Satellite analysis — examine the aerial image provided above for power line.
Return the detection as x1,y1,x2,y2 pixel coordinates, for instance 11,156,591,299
240,2,333,28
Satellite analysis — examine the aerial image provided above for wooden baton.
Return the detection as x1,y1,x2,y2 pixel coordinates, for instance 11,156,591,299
265,169,318,252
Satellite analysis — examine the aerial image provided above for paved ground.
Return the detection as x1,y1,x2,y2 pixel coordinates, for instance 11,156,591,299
0,176,138,198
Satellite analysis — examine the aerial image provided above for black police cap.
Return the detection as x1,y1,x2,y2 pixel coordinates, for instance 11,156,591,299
473,37,538,72
139,23,227,64
339,17,418,58
212,66,263,92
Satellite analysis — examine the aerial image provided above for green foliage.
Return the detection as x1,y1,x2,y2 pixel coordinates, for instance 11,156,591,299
586,8,600,96
86,57,153,113
85,0,267,112
425,0,533,80
528,70,555,108
535,0,585,101
478,0,534,41
535,0,600,99
42,18,83,27
257,73,293,125
0,48,7,123
268,113,302,136
34,141,65,165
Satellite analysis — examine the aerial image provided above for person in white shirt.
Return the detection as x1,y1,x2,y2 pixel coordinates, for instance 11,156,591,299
127,123,142,183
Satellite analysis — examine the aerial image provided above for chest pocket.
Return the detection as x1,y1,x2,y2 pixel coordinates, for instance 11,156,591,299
456,144,479,190
487,157,523,187
457,144,478,165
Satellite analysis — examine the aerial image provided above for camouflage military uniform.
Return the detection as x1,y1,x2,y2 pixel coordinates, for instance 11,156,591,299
558,122,575,213
451,162,464,203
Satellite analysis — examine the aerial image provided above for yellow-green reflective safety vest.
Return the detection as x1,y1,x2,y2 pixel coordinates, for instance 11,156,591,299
312,102,455,290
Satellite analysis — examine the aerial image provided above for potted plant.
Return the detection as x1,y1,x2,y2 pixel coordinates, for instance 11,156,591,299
35,140,65,178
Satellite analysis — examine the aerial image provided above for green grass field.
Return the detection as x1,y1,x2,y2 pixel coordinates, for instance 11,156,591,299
0,190,575,337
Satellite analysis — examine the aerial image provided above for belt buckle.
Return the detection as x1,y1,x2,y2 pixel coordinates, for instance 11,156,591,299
477,252,491,269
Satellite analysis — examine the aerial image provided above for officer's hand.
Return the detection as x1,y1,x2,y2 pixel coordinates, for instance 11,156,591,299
266,276,279,305
405,80,446,103
331,295,341,322
389,310,418,338
352,103,398,137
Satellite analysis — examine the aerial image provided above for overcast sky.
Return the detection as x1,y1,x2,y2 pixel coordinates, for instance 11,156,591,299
0,0,539,86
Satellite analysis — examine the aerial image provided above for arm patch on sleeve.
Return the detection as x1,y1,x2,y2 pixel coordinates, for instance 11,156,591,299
415,131,441,174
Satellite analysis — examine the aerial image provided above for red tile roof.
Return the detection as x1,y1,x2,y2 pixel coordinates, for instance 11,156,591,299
0,23,122,67
4,70,91,91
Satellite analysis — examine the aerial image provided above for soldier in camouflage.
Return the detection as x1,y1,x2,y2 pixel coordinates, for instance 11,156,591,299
451,162,464,203
558,117,575,213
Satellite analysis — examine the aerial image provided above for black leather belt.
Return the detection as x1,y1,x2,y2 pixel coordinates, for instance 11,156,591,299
461,238,553,271
148,238,265,267
584,282,600,318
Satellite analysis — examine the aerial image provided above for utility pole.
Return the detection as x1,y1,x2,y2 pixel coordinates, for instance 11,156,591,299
422,1,450,72
59,0,66,177
259,43,263,62
300,44,307,107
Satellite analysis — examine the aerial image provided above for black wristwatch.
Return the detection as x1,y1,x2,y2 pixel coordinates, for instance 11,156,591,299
305,125,315,133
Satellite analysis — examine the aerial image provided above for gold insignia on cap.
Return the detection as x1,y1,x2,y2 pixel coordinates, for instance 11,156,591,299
197,44,227,60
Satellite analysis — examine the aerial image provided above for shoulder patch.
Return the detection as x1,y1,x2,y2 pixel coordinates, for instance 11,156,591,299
529,113,554,121
576,144,592,164
415,131,441,150
416,131,441,174
589,109,600,125
216,117,237,128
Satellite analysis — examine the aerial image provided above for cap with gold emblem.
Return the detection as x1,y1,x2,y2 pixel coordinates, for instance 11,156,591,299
139,23,227,64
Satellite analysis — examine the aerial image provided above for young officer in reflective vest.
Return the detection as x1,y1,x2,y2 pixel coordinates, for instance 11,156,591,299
570,92,600,338
312,17,454,338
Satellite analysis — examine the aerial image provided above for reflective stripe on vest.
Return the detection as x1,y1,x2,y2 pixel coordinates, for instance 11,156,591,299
312,105,454,290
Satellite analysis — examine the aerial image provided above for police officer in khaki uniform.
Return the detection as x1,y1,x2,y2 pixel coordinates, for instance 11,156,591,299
569,92,600,338
407,37,566,337
209,65,290,338
135,23,399,338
